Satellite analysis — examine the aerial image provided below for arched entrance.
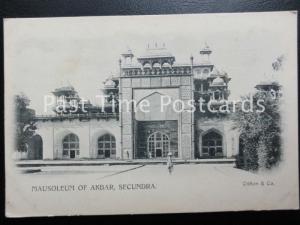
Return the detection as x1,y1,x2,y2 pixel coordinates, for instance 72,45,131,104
147,132,170,158
62,133,80,159
202,130,223,158
97,134,116,159
27,135,43,160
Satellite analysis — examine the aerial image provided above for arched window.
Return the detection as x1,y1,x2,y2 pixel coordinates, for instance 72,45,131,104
202,68,210,74
153,62,161,68
162,62,171,68
143,63,151,68
147,132,169,158
98,134,116,159
27,134,43,160
63,133,79,159
202,130,223,157
214,90,221,100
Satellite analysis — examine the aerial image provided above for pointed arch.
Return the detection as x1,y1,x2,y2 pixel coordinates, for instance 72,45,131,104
62,133,80,159
27,134,43,160
143,62,151,68
136,91,164,106
135,92,178,121
199,128,224,158
97,133,116,159
152,62,161,68
162,61,171,68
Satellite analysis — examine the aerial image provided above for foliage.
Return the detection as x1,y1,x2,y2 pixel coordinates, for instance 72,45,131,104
15,93,36,152
232,91,281,171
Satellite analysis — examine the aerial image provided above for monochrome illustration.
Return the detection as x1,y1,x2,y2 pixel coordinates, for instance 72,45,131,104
5,12,299,216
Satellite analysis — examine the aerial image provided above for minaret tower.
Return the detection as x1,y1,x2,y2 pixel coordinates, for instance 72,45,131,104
199,43,212,63
121,48,134,65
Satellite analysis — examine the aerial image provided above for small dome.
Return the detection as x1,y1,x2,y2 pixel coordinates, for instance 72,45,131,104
104,79,115,87
52,84,77,96
121,48,134,57
153,63,161,68
257,80,279,86
143,63,151,68
54,86,75,92
200,43,212,54
219,70,227,76
162,62,171,68
211,67,220,76
211,77,225,86
126,49,133,55
199,73,209,80
255,80,281,90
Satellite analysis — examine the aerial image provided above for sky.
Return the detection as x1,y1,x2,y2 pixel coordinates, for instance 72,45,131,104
4,11,297,115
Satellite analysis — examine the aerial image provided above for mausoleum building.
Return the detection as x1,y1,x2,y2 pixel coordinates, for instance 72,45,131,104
26,44,242,161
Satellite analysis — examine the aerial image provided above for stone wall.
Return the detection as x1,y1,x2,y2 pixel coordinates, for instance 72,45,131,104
35,118,120,160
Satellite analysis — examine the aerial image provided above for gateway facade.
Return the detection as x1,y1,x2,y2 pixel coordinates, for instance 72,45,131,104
26,44,240,161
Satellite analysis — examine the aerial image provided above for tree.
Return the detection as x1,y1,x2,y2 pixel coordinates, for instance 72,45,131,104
232,91,281,171
15,93,36,153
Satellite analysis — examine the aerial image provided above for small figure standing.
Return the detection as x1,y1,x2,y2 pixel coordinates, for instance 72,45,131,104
148,151,152,159
167,151,173,174
126,150,129,160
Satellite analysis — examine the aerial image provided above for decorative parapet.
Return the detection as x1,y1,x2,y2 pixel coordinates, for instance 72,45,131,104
34,113,119,122
121,66,192,77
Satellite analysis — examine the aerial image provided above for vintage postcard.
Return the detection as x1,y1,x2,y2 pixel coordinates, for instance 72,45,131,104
4,11,299,217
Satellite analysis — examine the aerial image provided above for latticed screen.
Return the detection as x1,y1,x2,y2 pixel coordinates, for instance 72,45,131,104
147,132,170,158
62,133,80,157
202,131,223,157
98,134,116,158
